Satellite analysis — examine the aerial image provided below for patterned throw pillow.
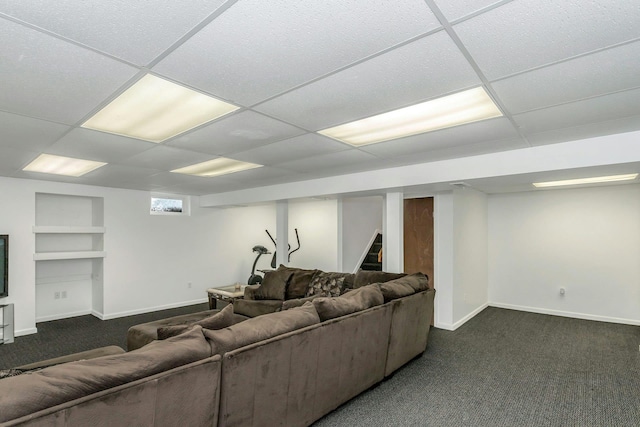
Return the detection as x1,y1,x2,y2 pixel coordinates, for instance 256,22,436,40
304,271,348,298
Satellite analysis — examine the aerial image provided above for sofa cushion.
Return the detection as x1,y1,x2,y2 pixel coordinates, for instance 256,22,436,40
305,271,349,298
251,269,293,300
281,295,320,310
353,270,406,288
277,265,318,299
400,272,430,292
202,302,320,355
312,284,384,321
233,298,283,317
0,326,211,423
157,303,236,340
378,280,415,302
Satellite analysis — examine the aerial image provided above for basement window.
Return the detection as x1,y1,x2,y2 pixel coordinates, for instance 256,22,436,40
150,194,190,216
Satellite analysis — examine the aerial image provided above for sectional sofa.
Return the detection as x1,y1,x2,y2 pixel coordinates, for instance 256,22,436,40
0,268,435,427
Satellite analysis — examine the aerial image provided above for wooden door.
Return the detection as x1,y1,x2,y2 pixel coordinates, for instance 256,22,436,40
403,197,434,288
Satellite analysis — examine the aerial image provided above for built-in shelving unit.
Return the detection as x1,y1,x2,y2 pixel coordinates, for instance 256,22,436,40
0,303,14,344
34,193,105,322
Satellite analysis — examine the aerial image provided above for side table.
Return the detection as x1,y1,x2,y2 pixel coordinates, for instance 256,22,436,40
207,284,246,310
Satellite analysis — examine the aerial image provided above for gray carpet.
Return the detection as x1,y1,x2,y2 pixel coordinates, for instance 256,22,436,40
0,302,210,368
314,307,640,427
1,306,638,426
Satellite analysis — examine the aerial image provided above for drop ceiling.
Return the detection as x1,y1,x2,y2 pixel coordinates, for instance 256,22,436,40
1,0,639,196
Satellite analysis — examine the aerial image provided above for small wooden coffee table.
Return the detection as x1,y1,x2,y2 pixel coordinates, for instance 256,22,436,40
207,284,246,309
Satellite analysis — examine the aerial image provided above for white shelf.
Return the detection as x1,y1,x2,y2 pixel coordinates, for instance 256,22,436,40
33,226,105,234
34,251,106,261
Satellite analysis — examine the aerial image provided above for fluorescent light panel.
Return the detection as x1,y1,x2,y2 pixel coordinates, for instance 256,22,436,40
82,74,239,143
23,154,106,177
533,174,638,188
318,87,503,146
171,158,262,177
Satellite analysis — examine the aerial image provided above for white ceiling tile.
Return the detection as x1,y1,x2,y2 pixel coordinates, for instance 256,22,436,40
79,164,163,185
455,0,640,79
255,32,480,130
117,145,215,171
432,0,503,21
154,0,440,105
359,118,521,157
273,149,382,173
0,111,70,151
0,18,139,124
524,114,640,147
159,179,248,196
229,134,350,166
0,146,39,174
166,110,305,156
46,128,157,163
513,88,640,136
0,1,227,65
492,41,640,113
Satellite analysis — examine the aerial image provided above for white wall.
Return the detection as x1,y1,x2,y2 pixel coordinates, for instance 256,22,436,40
452,188,489,325
288,199,339,272
0,175,278,334
434,189,489,330
488,184,640,325
340,196,383,273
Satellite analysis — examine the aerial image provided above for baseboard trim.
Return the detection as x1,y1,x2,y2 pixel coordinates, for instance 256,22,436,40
15,327,38,337
452,302,489,330
489,302,640,326
435,302,489,331
100,298,208,320
36,310,92,323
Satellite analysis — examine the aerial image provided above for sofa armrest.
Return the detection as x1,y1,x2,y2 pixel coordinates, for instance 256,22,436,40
243,285,261,300
233,299,282,317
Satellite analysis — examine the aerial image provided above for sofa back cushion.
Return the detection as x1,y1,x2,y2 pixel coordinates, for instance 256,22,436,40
252,269,293,300
157,303,240,340
0,326,211,423
277,265,319,299
353,270,406,288
312,284,384,321
202,302,320,355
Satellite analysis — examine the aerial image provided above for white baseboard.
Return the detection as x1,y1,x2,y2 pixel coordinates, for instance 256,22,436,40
452,302,489,330
100,298,208,320
489,302,640,326
435,302,489,331
15,327,38,337
36,310,92,323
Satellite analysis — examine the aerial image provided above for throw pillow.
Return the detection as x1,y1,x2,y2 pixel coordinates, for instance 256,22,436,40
277,265,319,299
202,302,320,355
252,269,293,300
157,304,235,340
378,280,415,302
304,271,349,298
313,284,384,321
281,295,320,310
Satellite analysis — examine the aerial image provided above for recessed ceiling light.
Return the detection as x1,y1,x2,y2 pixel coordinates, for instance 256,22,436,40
318,87,502,146
23,154,107,177
532,174,638,188
81,74,239,143
171,158,262,177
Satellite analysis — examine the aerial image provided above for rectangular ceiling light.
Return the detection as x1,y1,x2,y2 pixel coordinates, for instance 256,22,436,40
82,74,240,143
23,154,106,177
171,158,262,177
533,174,639,188
318,87,502,146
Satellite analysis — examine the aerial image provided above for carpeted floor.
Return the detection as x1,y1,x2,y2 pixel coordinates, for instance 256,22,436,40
1,306,638,426
313,307,640,427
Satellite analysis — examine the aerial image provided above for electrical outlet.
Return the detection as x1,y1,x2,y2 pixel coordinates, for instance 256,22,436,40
54,291,60,299
61,291,67,299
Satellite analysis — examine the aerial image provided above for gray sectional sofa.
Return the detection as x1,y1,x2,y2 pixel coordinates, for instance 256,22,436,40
0,268,435,427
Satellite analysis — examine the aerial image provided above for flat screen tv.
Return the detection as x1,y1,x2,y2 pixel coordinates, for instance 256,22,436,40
0,235,7,298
